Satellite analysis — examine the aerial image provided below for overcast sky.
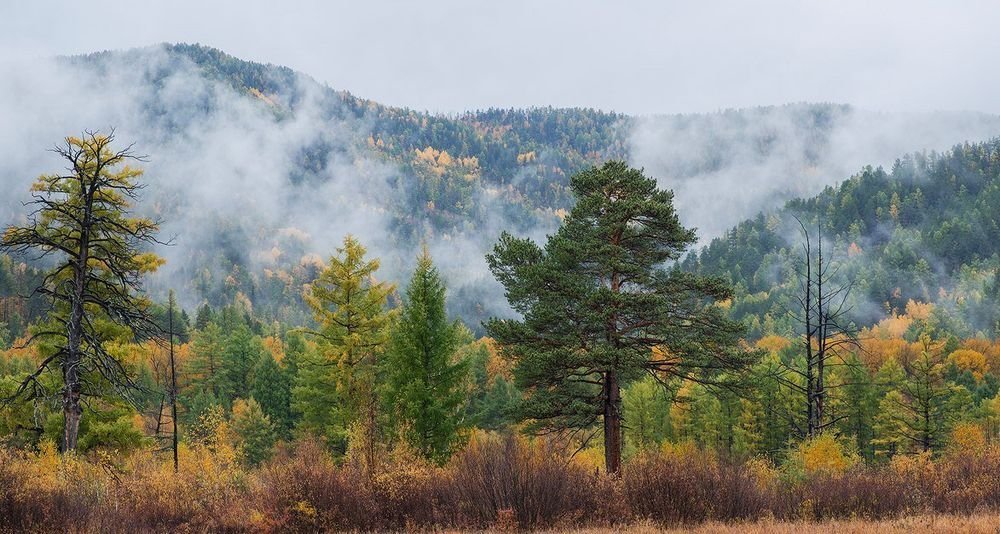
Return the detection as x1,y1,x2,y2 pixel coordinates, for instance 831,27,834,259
2,1,998,115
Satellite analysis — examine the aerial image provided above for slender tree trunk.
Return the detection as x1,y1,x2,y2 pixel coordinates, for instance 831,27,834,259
804,233,815,438
169,295,179,473
603,369,622,475
155,396,165,436
815,226,825,431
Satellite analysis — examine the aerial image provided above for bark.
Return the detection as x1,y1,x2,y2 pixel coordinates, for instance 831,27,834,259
64,235,88,452
63,384,82,452
603,369,622,475
169,298,179,473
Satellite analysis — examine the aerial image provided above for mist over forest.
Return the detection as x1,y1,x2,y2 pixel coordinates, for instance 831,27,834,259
4,27,1000,532
3,44,999,329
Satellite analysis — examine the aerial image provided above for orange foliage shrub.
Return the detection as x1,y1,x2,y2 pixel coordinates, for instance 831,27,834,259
948,422,987,456
2,439,1000,530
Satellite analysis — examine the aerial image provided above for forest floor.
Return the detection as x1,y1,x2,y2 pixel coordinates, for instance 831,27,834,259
558,513,1000,533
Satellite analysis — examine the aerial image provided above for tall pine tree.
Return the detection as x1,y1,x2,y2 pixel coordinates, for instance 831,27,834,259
486,161,754,474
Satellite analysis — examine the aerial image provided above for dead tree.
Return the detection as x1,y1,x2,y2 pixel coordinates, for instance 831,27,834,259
168,291,179,472
777,217,863,438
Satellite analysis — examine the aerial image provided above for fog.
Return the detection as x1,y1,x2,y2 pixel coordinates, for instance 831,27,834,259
1,43,999,326
629,106,1000,240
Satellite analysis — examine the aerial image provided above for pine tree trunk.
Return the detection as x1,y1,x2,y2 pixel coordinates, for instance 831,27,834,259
603,369,622,475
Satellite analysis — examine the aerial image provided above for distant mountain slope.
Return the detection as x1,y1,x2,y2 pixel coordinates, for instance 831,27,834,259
2,43,1000,331
685,140,1000,338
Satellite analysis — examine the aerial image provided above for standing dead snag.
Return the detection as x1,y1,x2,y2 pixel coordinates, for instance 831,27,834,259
168,290,179,472
779,217,863,438
0,131,165,452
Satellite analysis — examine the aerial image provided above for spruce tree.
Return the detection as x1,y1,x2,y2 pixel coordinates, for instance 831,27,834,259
251,351,293,437
219,325,263,406
383,250,469,463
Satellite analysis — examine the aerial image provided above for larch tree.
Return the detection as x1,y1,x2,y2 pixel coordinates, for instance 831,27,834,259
184,321,224,401
0,131,164,452
894,337,970,453
294,235,395,468
231,397,277,467
486,160,754,474
382,249,469,463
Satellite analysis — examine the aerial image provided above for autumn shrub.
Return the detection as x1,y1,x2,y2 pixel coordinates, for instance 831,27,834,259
95,444,252,532
3,438,1000,532
789,467,913,520
623,447,773,524
441,432,612,529
782,433,857,481
928,446,1000,514
252,438,380,531
0,441,109,531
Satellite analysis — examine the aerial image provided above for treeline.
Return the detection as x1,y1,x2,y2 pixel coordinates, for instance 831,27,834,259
624,301,1000,464
0,237,519,467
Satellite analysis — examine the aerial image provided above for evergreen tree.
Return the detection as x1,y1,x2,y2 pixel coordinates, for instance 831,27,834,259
486,161,754,474
251,351,293,437
464,341,520,431
231,398,277,467
194,303,215,330
834,354,878,461
183,388,221,429
219,325,264,407
382,250,469,463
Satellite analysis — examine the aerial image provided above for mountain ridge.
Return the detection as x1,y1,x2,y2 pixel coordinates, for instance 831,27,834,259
3,42,1000,334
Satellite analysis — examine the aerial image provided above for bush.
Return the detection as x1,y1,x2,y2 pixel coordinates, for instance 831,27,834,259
1,437,1000,531
441,433,612,528
623,449,773,524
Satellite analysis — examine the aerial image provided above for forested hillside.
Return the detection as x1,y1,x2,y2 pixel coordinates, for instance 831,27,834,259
687,140,1000,339
4,44,999,332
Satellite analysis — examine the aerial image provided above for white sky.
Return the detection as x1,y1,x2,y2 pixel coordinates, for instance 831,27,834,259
1,0,998,115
